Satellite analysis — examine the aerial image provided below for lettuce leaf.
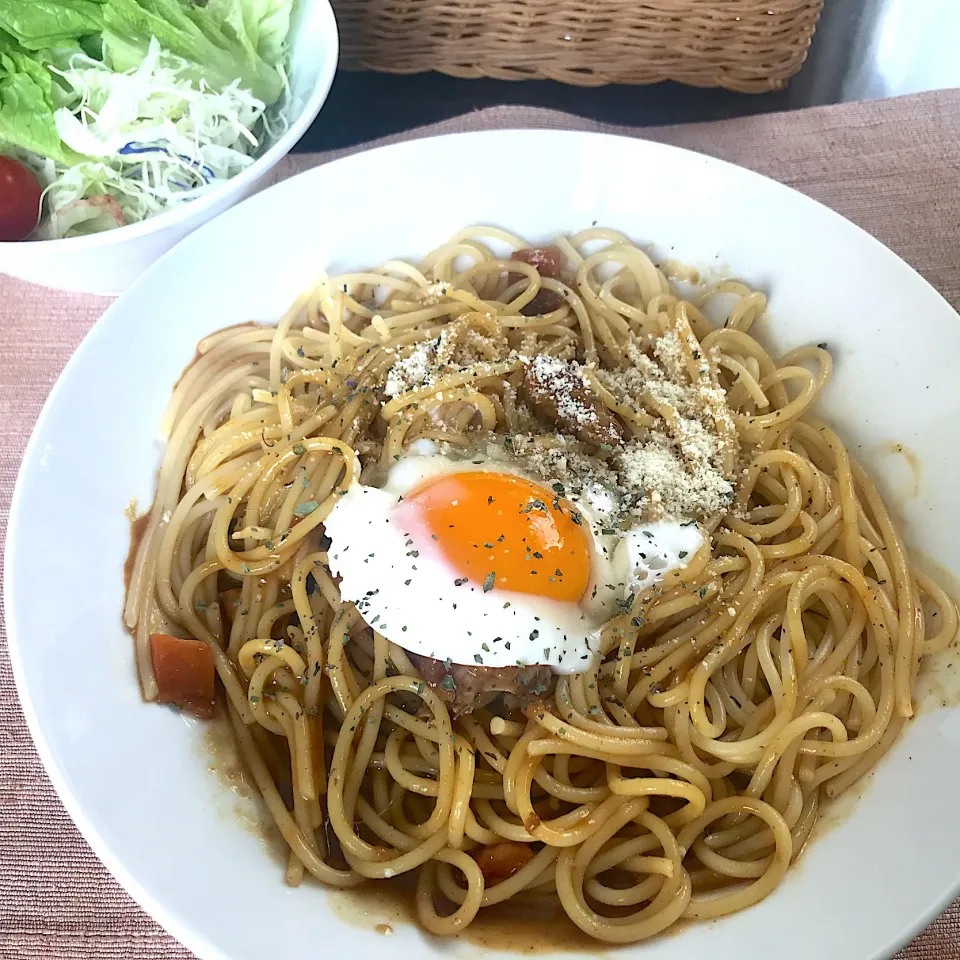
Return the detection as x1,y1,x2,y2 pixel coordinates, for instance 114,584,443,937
0,0,103,50
245,0,294,65
100,0,287,104
206,0,293,67
0,34,81,164
0,0,292,105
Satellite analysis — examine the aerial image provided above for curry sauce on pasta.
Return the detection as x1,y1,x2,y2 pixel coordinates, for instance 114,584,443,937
125,227,958,943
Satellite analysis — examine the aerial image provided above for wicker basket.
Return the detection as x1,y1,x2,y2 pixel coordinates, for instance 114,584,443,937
333,0,823,91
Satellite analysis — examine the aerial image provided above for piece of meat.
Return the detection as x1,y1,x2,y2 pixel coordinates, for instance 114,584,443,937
150,633,216,718
407,651,553,717
521,355,623,449
513,246,564,278
510,247,565,316
475,842,535,882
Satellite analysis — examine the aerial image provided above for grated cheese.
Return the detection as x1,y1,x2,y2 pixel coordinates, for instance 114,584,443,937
383,298,737,523
419,281,452,305
511,328,739,523
614,433,732,519
527,355,600,430
385,338,439,396
384,321,514,398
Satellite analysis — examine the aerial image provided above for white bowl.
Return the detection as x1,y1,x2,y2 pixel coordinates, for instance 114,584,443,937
0,0,338,295
6,131,960,960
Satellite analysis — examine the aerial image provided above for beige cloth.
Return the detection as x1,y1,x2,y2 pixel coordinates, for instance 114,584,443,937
1,89,959,959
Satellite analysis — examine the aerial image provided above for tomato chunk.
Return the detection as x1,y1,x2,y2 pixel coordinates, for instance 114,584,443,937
150,633,216,718
475,842,535,882
0,157,42,242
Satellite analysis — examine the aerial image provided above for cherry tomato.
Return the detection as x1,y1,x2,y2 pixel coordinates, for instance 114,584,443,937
0,156,43,242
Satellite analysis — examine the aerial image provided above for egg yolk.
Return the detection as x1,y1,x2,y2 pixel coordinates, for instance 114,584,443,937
394,472,592,603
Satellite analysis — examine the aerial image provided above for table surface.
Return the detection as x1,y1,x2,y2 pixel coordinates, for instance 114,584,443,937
1,91,960,960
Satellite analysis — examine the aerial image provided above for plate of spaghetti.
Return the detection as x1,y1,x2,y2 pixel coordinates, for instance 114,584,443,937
6,130,960,960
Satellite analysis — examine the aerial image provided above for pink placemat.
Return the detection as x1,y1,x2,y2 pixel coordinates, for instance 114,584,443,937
2,89,959,959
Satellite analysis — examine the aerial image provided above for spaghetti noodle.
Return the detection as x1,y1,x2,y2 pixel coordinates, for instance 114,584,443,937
125,227,958,942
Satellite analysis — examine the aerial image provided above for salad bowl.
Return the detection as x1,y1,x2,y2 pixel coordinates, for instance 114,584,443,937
0,0,338,295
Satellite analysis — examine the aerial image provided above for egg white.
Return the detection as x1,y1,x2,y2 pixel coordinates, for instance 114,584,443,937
323,444,703,671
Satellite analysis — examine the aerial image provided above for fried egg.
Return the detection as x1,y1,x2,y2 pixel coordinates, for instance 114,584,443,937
323,443,703,671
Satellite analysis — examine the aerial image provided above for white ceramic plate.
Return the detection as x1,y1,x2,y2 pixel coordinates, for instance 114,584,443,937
7,131,960,960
